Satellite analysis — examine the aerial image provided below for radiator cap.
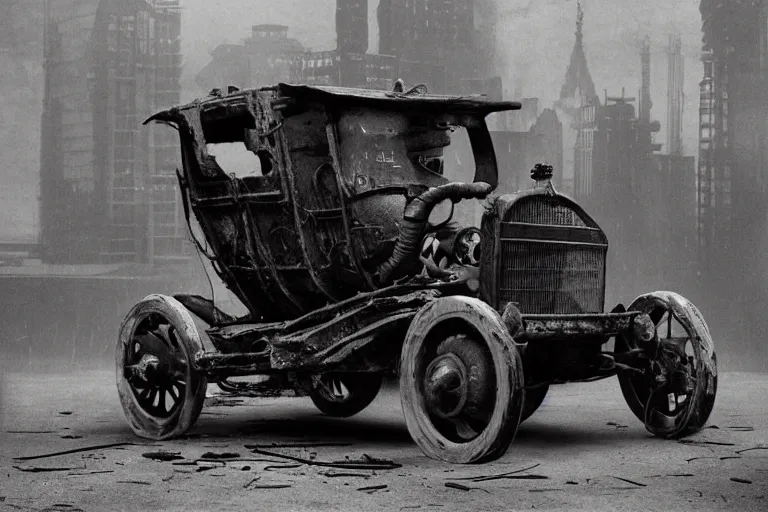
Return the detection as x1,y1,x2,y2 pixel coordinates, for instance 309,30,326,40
531,163,553,182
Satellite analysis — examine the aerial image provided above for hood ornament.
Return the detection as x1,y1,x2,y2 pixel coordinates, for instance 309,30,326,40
531,163,556,192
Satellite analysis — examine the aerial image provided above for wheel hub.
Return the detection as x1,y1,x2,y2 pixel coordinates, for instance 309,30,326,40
125,354,163,385
424,353,469,419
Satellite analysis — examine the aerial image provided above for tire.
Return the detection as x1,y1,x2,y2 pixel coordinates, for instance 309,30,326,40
400,296,524,464
309,373,383,417
520,385,550,423
116,294,207,440
615,291,717,438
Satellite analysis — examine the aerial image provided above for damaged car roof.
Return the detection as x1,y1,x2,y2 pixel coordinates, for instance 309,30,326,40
145,82,522,125
276,83,522,114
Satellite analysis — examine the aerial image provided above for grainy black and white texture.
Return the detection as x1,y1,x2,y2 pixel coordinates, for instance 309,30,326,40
1,1,767,510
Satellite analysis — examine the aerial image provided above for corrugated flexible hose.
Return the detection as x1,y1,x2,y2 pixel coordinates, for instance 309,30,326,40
376,182,492,285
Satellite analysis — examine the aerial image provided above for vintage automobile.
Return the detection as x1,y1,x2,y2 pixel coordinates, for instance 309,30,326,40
117,82,717,464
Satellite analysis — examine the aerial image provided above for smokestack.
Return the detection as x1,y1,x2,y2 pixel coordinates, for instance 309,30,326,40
667,33,684,156
336,0,369,54
639,36,652,124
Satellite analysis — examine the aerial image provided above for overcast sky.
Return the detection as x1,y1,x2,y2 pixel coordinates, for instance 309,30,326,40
180,0,703,149
1,0,705,241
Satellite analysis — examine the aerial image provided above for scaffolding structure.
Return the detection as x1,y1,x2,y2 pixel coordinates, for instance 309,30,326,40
667,34,684,156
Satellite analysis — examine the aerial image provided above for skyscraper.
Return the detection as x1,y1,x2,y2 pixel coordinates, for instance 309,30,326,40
40,0,184,264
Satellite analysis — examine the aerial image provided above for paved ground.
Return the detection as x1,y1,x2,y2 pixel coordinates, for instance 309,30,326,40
1,371,766,512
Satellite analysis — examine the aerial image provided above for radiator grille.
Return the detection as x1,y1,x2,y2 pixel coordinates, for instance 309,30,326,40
499,240,605,314
497,195,605,314
505,196,587,227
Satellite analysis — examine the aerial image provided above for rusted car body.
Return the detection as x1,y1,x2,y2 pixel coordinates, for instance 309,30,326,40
116,83,718,464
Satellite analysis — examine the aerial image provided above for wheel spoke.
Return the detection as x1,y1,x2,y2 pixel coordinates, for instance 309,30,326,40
148,388,159,408
666,311,673,339
332,378,343,397
453,418,479,441
133,332,168,358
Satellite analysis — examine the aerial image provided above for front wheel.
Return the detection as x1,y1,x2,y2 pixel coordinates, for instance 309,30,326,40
615,291,717,438
309,373,383,417
116,294,208,440
400,297,524,464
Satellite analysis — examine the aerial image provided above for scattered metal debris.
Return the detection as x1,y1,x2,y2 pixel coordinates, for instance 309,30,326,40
730,477,752,484
13,465,85,473
679,439,735,447
199,452,240,460
244,477,260,488
244,442,353,449
142,451,184,462
735,446,768,454
248,448,401,470
42,505,85,512
6,430,57,434
243,477,292,490
13,442,137,461
606,421,628,428
357,484,387,493
67,470,115,477
320,471,372,478
264,464,302,472
726,426,754,431
451,463,541,482
566,481,578,485
612,476,646,487
501,475,548,480
444,482,489,493
117,480,151,486
58,411,73,416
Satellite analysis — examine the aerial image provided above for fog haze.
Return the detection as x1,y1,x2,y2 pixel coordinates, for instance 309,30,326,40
1,0,705,241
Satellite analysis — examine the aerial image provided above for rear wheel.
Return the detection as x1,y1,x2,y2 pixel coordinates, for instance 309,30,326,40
615,292,717,438
116,295,207,440
400,297,524,464
309,373,383,417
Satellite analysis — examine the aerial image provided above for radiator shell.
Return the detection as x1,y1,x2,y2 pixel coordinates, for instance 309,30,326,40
480,188,608,314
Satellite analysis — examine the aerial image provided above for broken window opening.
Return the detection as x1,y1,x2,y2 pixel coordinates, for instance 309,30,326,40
205,142,273,179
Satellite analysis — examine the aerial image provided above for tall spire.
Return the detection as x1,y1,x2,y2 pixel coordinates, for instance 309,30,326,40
576,1,584,42
558,1,596,104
